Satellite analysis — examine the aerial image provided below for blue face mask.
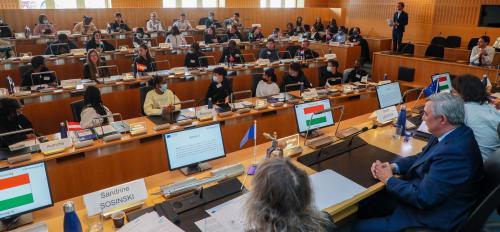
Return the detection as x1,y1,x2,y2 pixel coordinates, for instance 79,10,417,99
160,84,168,92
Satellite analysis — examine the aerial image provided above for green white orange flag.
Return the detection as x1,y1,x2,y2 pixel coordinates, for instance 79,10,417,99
0,174,34,211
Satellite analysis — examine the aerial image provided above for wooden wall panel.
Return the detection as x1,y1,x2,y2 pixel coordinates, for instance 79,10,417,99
111,0,162,8
0,0,19,9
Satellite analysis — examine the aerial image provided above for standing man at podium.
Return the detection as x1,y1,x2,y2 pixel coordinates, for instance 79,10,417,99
390,2,408,52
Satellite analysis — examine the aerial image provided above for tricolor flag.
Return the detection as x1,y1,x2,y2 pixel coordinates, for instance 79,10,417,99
304,104,326,126
240,122,256,149
0,174,34,211
436,76,450,92
136,63,147,72
67,122,82,131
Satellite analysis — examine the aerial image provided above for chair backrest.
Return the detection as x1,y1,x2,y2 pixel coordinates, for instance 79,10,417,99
400,43,414,54
251,73,263,97
70,100,85,122
397,66,415,82
286,45,301,58
445,36,461,48
467,38,479,50
199,17,208,25
430,36,447,46
19,64,32,82
425,44,445,58
140,85,154,116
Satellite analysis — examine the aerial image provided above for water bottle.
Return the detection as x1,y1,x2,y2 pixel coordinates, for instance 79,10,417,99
208,97,213,109
24,25,31,38
7,76,15,94
482,74,488,87
299,82,305,93
383,73,388,81
60,122,68,139
63,201,82,232
394,105,407,139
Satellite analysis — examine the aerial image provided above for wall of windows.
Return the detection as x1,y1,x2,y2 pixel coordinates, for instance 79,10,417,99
260,0,304,8
20,0,111,9
163,0,225,8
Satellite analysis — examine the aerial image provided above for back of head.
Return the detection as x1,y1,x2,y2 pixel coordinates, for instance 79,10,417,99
171,26,180,35
83,86,102,106
57,33,68,42
213,67,227,77
0,98,21,122
245,158,327,231
191,42,200,52
428,92,465,126
290,62,302,73
451,74,488,104
31,56,45,69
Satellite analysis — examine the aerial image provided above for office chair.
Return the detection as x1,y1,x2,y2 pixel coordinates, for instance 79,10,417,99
467,38,479,50
70,100,85,122
425,45,445,59
397,66,415,82
198,17,208,26
140,86,154,116
430,36,446,47
445,36,461,48
18,64,32,81
399,43,414,55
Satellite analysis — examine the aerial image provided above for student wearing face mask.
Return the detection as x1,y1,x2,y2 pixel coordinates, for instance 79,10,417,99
0,98,36,148
280,62,312,92
146,12,164,32
205,67,232,104
165,26,187,48
248,26,264,42
86,31,115,52
346,60,368,83
33,14,57,36
73,16,98,35
133,27,151,48
204,26,219,44
109,12,131,32
144,75,181,116
83,49,110,82
0,17,13,38
256,68,280,97
319,59,342,86
184,42,206,68
348,27,363,45
204,12,218,28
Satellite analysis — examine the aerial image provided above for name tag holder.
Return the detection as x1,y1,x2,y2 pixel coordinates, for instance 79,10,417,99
40,138,72,156
375,105,399,124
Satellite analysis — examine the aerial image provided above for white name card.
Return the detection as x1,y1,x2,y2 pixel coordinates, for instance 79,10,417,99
376,105,399,123
83,178,148,216
39,138,72,154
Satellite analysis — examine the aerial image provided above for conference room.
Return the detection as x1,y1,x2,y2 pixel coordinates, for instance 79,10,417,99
0,0,499,231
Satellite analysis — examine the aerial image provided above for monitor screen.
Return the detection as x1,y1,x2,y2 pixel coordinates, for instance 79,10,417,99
431,73,452,93
294,99,335,133
0,162,53,219
376,82,403,109
163,123,226,170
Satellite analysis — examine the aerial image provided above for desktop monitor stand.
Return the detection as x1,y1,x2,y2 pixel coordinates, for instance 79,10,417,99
0,213,33,231
181,163,212,176
301,129,324,139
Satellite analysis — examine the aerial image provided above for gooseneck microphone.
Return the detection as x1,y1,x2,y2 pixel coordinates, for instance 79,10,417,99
348,125,378,146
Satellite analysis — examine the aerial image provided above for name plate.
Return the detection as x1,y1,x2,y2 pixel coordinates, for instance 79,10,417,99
376,105,399,123
83,179,147,216
39,138,72,154
150,32,158,38
117,34,126,40
56,59,65,65
4,63,12,70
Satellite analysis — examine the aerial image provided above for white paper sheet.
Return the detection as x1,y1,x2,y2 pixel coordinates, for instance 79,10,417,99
206,194,249,231
194,217,229,232
117,212,184,232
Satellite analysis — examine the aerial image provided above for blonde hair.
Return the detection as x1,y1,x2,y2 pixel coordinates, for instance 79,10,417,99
245,157,330,232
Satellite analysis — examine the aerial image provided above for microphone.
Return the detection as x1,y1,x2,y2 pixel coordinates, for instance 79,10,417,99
348,125,377,146
263,132,276,140
399,87,423,110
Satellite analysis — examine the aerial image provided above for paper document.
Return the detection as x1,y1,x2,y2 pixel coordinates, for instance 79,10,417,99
9,139,37,151
309,169,366,210
207,194,249,231
93,125,117,136
417,121,430,134
387,18,393,26
231,101,253,110
117,211,184,232
195,217,229,232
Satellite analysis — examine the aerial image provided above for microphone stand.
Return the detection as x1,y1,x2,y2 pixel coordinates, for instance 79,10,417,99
284,82,301,103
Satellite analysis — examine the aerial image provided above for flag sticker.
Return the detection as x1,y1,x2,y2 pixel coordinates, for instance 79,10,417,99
303,105,324,115
0,174,34,211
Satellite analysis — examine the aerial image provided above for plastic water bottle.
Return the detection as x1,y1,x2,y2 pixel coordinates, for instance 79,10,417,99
7,76,15,94
300,82,304,93
208,97,213,109
383,73,388,81
482,74,488,87
63,201,82,232
24,25,31,38
394,105,407,139
60,122,68,139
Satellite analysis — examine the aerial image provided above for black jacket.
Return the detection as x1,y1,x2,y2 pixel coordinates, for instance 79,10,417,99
248,32,264,42
86,39,115,51
280,72,312,92
313,22,324,32
0,114,33,148
110,21,131,32
205,78,232,104
348,34,364,43
184,51,206,67
204,33,219,44
258,48,280,61
0,23,13,38
83,62,110,81
44,40,77,55
296,48,319,60
219,47,244,63
226,31,243,41
318,66,343,86
133,56,157,75
347,68,368,83
21,66,57,87
392,11,408,33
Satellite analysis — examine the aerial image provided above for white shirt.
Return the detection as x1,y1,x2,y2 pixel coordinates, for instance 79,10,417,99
80,105,114,129
255,80,280,97
165,34,186,48
146,20,163,32
173,20,192,30
470,45,495,66
464,102,500,161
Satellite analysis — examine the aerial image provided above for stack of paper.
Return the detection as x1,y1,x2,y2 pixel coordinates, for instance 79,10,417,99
117,212,184,232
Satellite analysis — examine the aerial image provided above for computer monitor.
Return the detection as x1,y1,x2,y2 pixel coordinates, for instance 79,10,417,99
163,123,225,175
0,162,53,222
294,99,335,134
431,72,452,93
376,82,403,109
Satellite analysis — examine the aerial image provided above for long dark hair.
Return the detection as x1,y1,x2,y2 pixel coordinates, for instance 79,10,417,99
264,68,277,82
139,43,153,60
171,26,180,36
83,86,108,123
452,74,489,104
0,98,21,123
86,49,104,80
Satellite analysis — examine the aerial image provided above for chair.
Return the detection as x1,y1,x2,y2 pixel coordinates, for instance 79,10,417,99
399,43,414,55
467,38,479,50
18,64,32,83
359,38,370,64
445,36,462,48
198,17,208,26
430,36,446,46
140,86,154,116
397,66,415,82
251,72,263,96
285,45,301,58
425,45,445,58
70,100,85,122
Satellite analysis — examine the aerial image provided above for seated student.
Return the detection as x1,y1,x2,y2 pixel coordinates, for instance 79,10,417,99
301,24,312,40
313,17,325,32
86,31,115,52
204,26,219,44
44,33,77,55
144,75,181,116
268,28,281,40
285,23,295,36
0,38,13,59
21,56,57,87
133,44,157,76
224,12,242,28
146,12,163,32
310,26,323,41
109,12,131,32
297,40,319,59
133,27,151,48
355,93,483,232
73,16,98,35
348,27,363,45
326,18,339,35
184,42,206,68
33,14,57,36
258,39,280,61
346,60,367,83
80,86,114,129
280,62,312,92
256,68,280,97
173,13,192,31
295,16,305,34
245,158,335,232
165,26,187,48
0,98,36,148
470,35,495,66
248,26,264,42
204,12,218,28
332,26,347,43
219,40,244,64
226,25,243,41
452,74,500,161
0,17,13,38
319,59,343,86
83,49,109,82
205,67,232,104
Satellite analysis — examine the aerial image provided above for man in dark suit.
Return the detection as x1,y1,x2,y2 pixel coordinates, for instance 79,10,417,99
353,93,484,232
391,2,408,52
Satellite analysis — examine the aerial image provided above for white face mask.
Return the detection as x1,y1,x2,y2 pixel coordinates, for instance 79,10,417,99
160,84,168,92
326,66,333,72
